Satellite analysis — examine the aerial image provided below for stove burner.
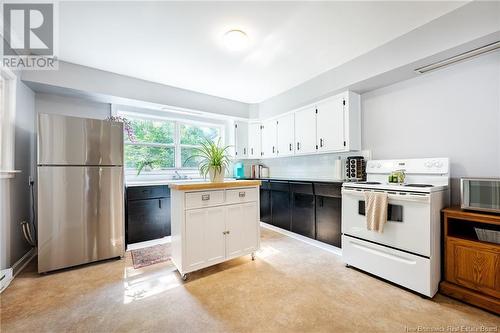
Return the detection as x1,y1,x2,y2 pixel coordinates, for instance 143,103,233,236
404,184,434,188
356,181,381,185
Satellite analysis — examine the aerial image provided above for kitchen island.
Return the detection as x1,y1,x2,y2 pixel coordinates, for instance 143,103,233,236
169,180,261,280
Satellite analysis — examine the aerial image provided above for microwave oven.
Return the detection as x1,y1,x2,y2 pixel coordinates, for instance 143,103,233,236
461,178,500,213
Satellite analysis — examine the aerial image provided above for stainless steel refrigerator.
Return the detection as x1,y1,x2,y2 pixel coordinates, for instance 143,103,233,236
37,113,125,273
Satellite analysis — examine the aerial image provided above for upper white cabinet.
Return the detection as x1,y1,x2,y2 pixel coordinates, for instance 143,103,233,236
232,91,360,160
294,107,317,155
316,93,345,152
247,123,261,159
261,119,277,158
234,121,248,159
276,113,294,157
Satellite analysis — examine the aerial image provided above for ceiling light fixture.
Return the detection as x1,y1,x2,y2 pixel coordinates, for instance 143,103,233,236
223,29,249,51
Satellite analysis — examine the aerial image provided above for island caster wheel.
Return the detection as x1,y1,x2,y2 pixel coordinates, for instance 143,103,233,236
251,252,256,261
181,273,188,281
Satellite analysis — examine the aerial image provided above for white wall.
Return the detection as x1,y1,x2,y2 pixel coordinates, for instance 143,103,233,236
256,151,369,180
258,1,500,119
23,61,251,119
0,79,35,270
362,51,500,204
36,93,111,119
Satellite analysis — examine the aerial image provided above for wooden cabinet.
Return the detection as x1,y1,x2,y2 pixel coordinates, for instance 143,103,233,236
234,91,360,161
290,182,315,238
270,181,291,231
260,180,271,223
125,185,171,245
261,119,277,158
315,183,342,248
294,107,317,155
276,113,294,157
171,184,260,278
226,202,259,259
440,207,500,315
247,122,261,158
316,94,345,152
234,121,248,159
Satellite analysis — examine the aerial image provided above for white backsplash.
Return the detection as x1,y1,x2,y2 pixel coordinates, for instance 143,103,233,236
241,150,371,180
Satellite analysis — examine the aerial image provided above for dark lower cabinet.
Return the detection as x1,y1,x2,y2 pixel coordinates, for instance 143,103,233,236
126,185,171,244
270,181,291,231
257,179,342,248
260,180,271,223
315,183,342,248
291,182,315,238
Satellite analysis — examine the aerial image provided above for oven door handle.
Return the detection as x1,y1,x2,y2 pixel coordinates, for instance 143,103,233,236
342,188,430,203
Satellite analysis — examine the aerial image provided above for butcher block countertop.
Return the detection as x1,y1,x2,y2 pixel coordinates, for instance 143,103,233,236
168,179,261,191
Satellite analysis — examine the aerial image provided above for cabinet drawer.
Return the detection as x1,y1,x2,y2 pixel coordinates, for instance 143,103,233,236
226,187,258,204
185,190,224,209
314,182,342,198
127,185,170,200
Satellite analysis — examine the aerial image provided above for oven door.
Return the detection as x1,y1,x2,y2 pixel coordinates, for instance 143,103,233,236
341,188,431,257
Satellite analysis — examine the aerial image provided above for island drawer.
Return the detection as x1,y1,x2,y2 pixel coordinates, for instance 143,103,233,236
185,190,225,209
226,187,258,204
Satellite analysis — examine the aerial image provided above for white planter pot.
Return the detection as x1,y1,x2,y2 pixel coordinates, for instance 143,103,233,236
209,166,225,183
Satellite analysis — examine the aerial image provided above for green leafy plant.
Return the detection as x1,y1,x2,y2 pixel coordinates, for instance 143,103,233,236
136,156,160,176
185,138,231,179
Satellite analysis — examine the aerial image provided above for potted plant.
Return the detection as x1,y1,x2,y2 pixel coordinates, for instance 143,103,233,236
186,138,231,182
136,157,159,176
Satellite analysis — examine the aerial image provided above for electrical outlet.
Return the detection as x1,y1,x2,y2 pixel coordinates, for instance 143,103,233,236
28,176,34,186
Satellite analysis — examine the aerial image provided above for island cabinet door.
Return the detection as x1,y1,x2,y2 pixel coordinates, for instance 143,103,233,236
225,202,259,259
185,206,226,270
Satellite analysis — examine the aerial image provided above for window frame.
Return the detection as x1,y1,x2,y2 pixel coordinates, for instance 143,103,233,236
118,111,225,172
0,66,17,178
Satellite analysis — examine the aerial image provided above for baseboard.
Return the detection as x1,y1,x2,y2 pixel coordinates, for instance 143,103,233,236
0,268,13,293
0,247,37,294
13,247,37,276
260,222,342,256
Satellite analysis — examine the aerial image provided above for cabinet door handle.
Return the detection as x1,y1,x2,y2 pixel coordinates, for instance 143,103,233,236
272,146,275,153
159,199,162,209
289,143,292,151
320,138,323,148
244,148,246,155
251,148,253,155
297,142,300,150
239,191,246,197
202,194,210,201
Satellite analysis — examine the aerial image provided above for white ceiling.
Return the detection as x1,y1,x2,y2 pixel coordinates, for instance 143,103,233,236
58,1,467,103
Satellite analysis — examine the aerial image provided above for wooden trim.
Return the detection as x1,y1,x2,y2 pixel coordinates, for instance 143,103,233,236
440,281,500,315
169,180,261,191
443,207,500,226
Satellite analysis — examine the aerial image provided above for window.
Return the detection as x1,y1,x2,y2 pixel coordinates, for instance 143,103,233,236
180,123,220,168
122,113,222,172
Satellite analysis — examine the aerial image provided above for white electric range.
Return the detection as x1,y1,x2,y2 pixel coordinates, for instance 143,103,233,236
341,158,450,297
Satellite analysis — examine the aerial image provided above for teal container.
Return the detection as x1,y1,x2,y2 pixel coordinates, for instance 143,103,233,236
233,162,244,179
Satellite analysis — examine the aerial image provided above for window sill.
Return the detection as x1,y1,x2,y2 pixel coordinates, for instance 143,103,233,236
0,170,21,179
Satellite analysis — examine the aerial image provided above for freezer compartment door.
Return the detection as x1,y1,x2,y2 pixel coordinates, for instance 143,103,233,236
38,113,124,165
37,166,124,273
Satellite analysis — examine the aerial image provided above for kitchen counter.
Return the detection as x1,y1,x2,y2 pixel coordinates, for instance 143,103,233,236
126,178,237,187
168,179,261,191
246,177,344,183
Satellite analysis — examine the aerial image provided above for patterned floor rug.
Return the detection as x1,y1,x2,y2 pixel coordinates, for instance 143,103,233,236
130,243,171,269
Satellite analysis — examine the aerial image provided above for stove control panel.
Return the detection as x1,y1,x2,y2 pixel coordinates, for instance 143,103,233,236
367,158,449,175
